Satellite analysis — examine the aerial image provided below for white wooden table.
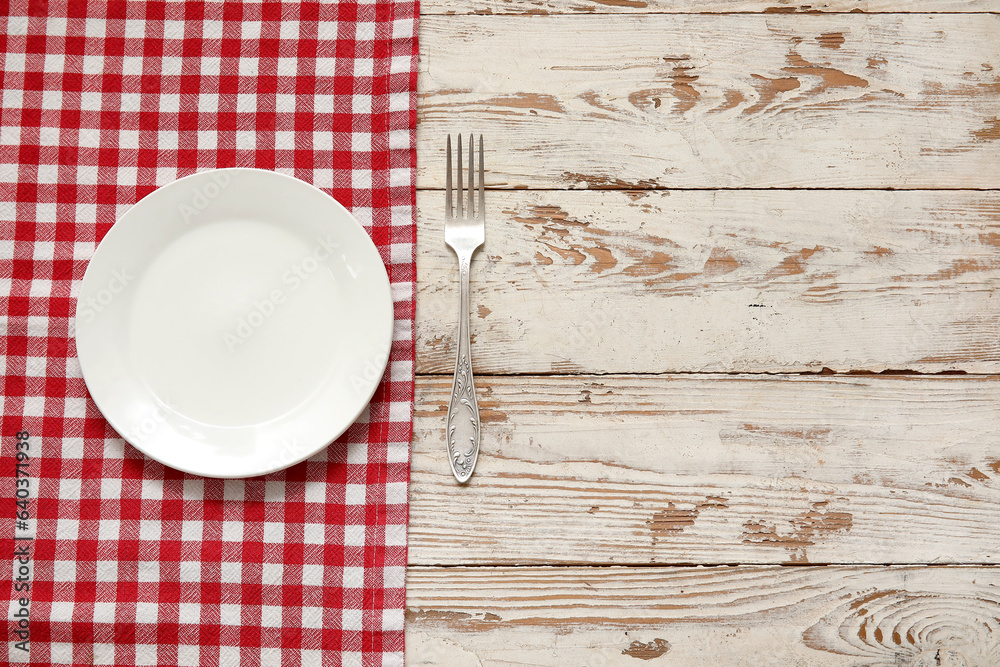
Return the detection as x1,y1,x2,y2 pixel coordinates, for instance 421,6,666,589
407,1,1000,663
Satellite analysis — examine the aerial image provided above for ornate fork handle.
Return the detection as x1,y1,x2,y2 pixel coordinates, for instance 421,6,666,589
447,256,480,483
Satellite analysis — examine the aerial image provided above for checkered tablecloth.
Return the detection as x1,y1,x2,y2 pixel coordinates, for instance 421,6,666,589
0,1,416,664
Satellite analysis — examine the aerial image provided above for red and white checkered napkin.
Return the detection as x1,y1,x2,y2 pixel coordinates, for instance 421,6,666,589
0,1,416,664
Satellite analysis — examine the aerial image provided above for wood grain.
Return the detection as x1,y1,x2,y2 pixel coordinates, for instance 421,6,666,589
407,565,1000,666
424,0,1000,14
416,189,1000,375
418,14,1000,189
410,4,1000,662
409,375,1000,565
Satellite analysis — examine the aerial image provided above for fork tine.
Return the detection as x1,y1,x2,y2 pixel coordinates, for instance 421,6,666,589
445,135,452,219
467,133,475,217
478,135,485,219
456,134,463,219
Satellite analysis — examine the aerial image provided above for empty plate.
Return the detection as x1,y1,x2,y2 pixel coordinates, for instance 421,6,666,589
75,168,393,477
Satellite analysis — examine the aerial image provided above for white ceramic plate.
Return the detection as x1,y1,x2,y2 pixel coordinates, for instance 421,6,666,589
75,169,393,478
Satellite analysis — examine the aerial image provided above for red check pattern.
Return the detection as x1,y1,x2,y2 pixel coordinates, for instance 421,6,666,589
0,1,416,664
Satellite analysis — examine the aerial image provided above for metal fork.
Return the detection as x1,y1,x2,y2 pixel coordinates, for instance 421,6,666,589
444,134,485,483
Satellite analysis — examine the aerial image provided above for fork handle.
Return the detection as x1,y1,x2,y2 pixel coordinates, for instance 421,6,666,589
447,254,480,483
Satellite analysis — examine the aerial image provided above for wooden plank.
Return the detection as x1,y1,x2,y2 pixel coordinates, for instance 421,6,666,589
406,565,1000,666
409,375,1000,565
423,0,1000,14
416,190,1000,375
418,14,1000,189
